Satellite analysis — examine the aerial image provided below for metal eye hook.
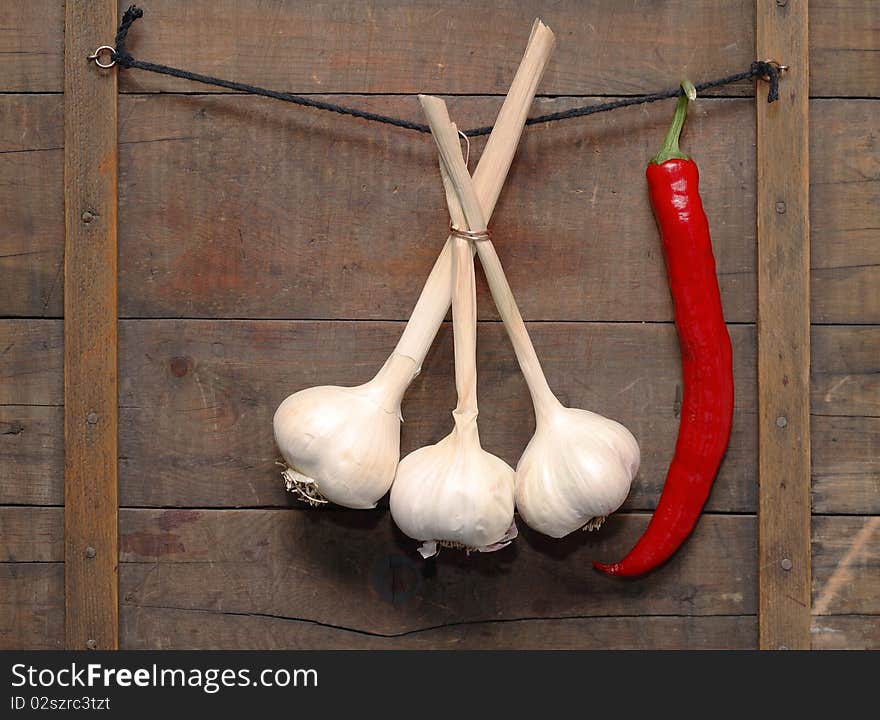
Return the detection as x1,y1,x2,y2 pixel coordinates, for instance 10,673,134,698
87,45,116,68
458,129,471,169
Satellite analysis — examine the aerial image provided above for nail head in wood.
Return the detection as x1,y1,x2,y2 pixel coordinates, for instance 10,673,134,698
86,411,99,425
85,546,96,559
781,557,793,571
776,0,788,7
775,201,786,214
86,639,98,650
776,415,788,428
81,210,94,223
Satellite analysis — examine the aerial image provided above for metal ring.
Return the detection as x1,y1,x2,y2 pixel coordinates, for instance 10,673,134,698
87,45,116,69
450,224,490,241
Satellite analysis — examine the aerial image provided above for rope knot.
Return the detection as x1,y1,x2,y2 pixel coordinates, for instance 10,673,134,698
112,5,144,66
752,61,781,103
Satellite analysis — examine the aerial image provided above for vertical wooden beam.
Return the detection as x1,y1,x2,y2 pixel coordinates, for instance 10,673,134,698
64,0,119,649
756,0,811,649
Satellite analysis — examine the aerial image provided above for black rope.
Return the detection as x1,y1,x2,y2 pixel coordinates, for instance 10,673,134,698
111,5,779,138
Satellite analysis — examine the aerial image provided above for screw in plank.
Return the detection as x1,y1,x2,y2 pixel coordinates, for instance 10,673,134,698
781,558,793,571
85,546,96,559
81,210,95,224
86,411,99,425
776,415,788,428
775,201,786,214
86,639,98,650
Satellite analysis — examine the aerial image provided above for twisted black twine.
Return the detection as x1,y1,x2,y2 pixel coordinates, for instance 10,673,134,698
112,6,779,138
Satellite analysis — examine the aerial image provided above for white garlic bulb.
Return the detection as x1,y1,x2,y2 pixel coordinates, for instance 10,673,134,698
390,423,517,558
272,22,555,510
273,353,412,509
390,97,518,556
419,96,641,538
515,403,640,537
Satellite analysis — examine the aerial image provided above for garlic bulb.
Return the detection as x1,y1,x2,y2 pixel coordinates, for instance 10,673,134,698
516,406,640,537
422,97,641,538
273,353,410,509
391,97,516,555
273,21,555,508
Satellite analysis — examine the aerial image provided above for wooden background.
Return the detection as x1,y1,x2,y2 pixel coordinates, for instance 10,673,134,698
1,0,877,649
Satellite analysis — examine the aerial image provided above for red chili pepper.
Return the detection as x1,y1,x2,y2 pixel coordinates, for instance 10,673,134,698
594,83,734,578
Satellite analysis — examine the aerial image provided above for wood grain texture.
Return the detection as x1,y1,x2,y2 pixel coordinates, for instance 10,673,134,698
810,100,880,324
756,0,811,650
118,509,757,638
114,0,757,96
0,1,63,93
0,406,64,506
1,1,874,97
812,616,880,650
4,95,875,324
0,320,63,405
63,0,119,651
812,417,879,516
0,319,63,506
0,507,63,562
2,320,873,514
121,608,757,650
0,95,64,317
0,504,871,649
812,515,879,616
810,0,880,97
0,563,64,650
117,319,757,511
811,325,879,515
116,94,756,322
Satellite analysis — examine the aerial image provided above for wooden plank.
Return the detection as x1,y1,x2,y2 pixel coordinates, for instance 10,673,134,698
0,320,63,405
812,616,880,650
121,608,757,650
812,416,880,515
0,507,64,562
0,1,63,93
115,0,756,96
756,0,811,650
812,325,880,419
0,563,64,649
117,319,757,511
118,509,757,637
810,100,880,324
63,0,119,651
0,95,64,317
810,0,880,98
0,406,64,506
811,325,879,515
812,515,880,617
116,94,756,322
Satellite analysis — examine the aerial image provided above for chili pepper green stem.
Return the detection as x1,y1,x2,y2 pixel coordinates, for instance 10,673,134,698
652,80,696,165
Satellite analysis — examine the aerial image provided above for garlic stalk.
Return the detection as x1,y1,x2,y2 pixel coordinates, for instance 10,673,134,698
390,98,516,556
274,21,556,508
420,97,641,538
